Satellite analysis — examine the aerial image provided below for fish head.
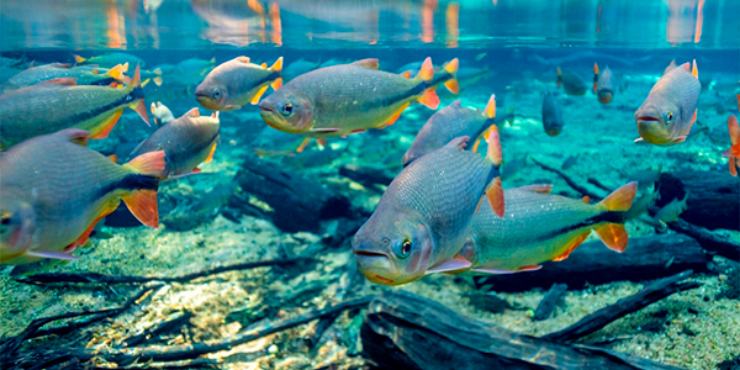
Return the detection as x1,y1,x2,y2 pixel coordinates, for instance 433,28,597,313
597,89,614,104
0,188,36,262
352,208,433,286
258,91,313,134
194,77,235,111
635,100,680,145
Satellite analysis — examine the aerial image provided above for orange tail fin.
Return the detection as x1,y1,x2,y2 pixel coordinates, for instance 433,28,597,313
270,56,283,72
484,126,504,217
593,63,599,92
418,89,439,109
417,57,434,82
442,58,460,94
125,150,169,179
122,190,159,228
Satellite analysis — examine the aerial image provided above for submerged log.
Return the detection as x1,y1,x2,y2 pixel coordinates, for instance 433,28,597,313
656,171,739,231
233,156,355,233
361,291,685,370
474,234,709,292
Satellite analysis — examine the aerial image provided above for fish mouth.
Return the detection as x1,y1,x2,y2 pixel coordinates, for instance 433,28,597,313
353,250,387,257
636,116,661,122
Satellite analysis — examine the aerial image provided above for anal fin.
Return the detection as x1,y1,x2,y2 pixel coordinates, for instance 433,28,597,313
205,142,217,163
296,137,311,153
551,231,591,262
250,85,270,105
89,110,123,139
379,102,410,128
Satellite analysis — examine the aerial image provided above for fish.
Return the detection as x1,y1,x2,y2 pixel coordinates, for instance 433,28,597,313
174,57,217,76
0,66,22,84
593,63,615,104
150,101,175,125
635,60,700,146
628,167,662,191
653,192,688,226
663,59,677,75
129,108,219,178
0,66,149,150
402,94,496,166
259,58,440,153
151,63,176,75
542,91,564,136
722,114,740,176
459,182,637,274
7,63,128,87
195,56,283,111
352,131,505,286
283,59,321,81
74,53,146,68
0,129,166,265
320,58,348,68
561,155,578,170
0,56,26,68
557,67,588,95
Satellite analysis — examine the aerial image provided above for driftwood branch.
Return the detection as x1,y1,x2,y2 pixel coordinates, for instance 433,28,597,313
543,270,701,343
531,157,603,199
13,258,313,286
362,291,685,369
0,284,163,362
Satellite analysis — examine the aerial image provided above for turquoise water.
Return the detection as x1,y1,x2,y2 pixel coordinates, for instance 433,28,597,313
1,1,739,369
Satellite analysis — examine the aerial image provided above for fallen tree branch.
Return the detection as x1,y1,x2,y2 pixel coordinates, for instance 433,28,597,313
543,270,700,343
666,219,740,262
531,157,603,199
13,258,313,286
0,284,163,362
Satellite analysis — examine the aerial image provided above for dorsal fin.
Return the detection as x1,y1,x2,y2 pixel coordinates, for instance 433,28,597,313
351,58,379,70
184,107,200,117
691,59,698,79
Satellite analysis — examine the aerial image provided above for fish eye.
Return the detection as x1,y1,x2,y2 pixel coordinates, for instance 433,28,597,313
281,103,293,116
212,89,221,99
664,111,674,122
393,238,412,259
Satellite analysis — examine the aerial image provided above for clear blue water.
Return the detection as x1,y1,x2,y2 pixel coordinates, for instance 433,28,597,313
1,1,739,369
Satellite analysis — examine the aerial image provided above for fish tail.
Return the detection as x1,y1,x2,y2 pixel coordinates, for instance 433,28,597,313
483,93,496,119
691,59,698,79
592,63,599,92
417,88,439,110
153,76,163,86
593,181,638,253
73,54,86,64
126,65,151,127
556,66,562,87
723,115,740,161
483,125,505,217
442,58,460,94
153,67,162,75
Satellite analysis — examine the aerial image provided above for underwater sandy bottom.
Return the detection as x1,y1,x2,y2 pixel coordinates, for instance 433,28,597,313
1,74,738,370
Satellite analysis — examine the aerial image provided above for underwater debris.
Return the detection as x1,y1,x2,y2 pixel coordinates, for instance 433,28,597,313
533,283,568,321
718,268,740,299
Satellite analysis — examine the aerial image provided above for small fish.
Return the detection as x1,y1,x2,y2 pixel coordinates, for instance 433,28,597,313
460,182,637,274
150,101,175,125
593,63,615,104
542,91,564,136
654,192,689,226
283,59,320,81
0,66,149,150
74,53,146,68
635,60,700,146
196,56,283,111
561,155,578,170
259,58,440,153
402,94,496,166
722,114,740,176
8,63,128,87
352,131,505,286
0,129,165,265
400,59,460,95
557,67,588,96
174,57,217,76
129,108,220,178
